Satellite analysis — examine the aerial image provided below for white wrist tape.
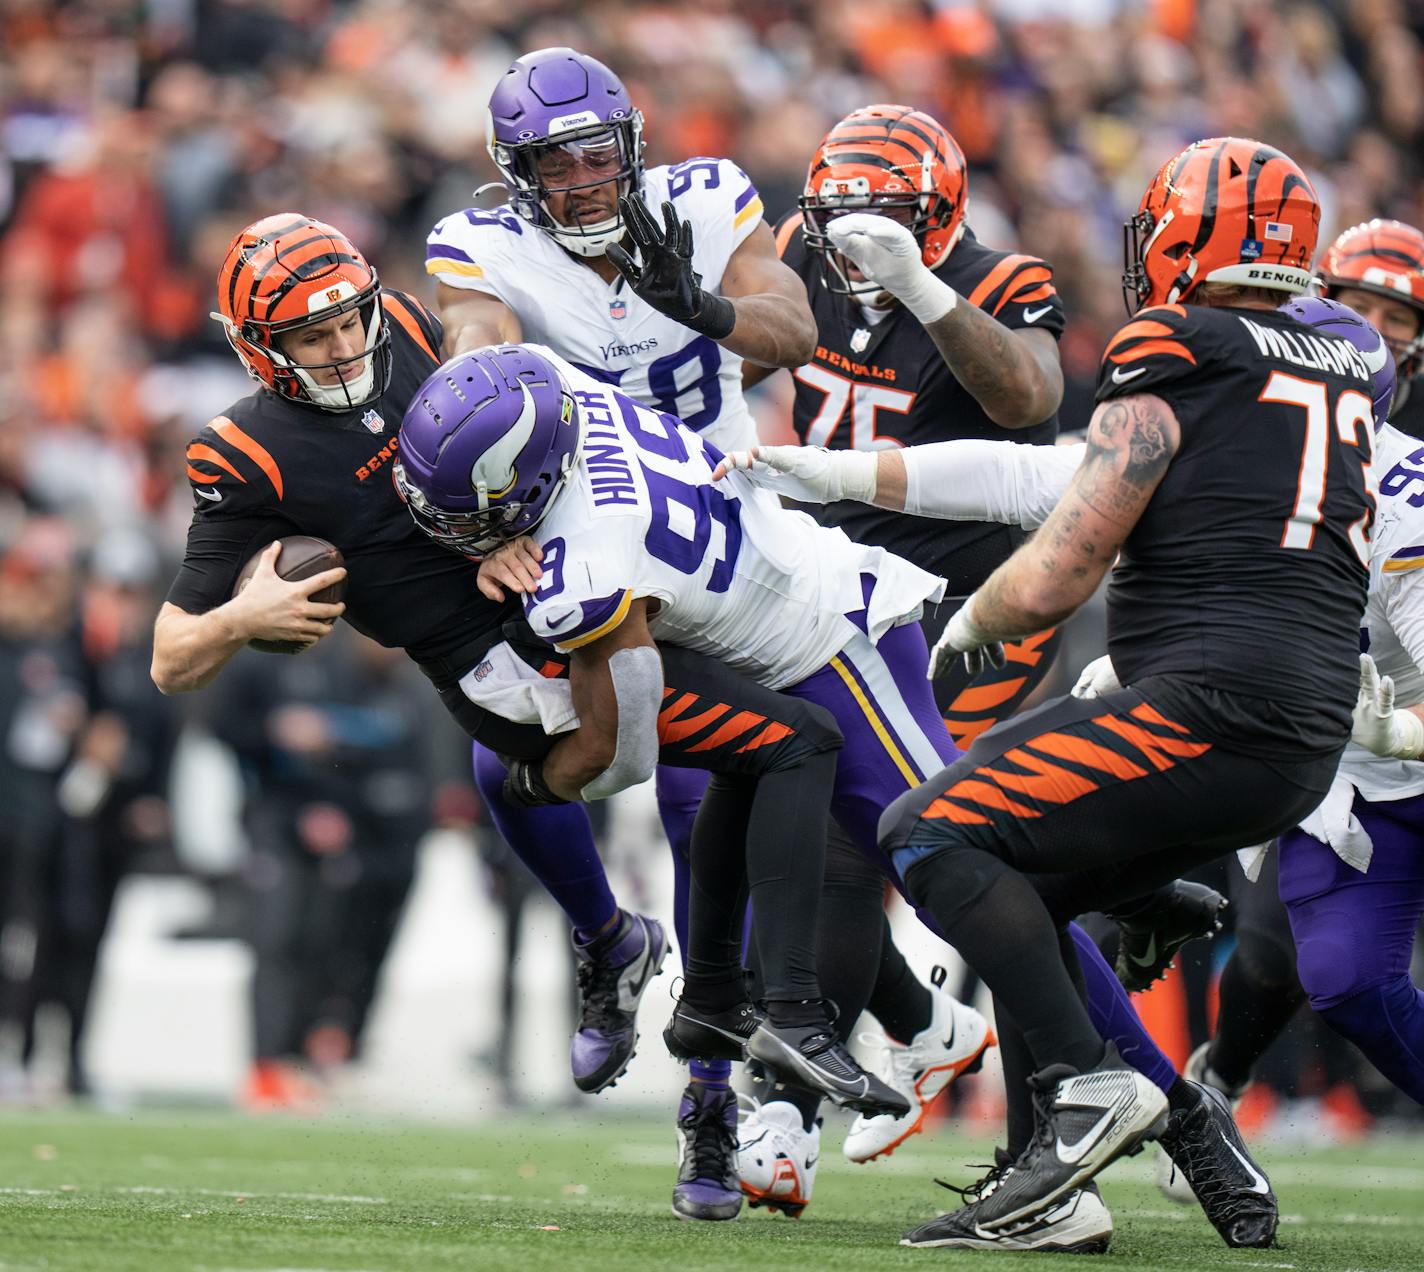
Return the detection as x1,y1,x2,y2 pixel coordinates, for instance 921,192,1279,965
897,270,959,326
831,449,879,505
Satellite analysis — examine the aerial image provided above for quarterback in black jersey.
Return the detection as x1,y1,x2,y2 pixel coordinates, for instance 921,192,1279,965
756,104,1066,749
150,213,534,746
876,138,1372,1239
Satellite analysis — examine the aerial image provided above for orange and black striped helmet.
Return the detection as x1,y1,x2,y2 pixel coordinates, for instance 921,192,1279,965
1122,138,1319,313
799,104,968,297
212,213,391,412
1317,219,1424,378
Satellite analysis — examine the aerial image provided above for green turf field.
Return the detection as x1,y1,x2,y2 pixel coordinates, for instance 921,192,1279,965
0,1108,1419,1271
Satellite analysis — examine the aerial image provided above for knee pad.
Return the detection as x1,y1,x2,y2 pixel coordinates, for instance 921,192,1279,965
1294,926,1367,1009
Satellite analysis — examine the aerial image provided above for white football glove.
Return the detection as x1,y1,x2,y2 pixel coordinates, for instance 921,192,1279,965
1071,654,1122,700
929,594,1007,681
713,445,878,505
826,213,959,325
1351,652,1424,759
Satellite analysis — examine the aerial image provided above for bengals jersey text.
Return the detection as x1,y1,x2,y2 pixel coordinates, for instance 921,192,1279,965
776,216,1064,592
167,291,510,675
1097,302,1374,754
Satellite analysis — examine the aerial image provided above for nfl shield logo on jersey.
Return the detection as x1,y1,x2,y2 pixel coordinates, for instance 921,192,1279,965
361,409,384,434
609,298,627,321
850,327,872,354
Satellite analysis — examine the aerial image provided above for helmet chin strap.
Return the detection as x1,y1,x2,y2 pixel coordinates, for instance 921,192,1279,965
293,358,377,410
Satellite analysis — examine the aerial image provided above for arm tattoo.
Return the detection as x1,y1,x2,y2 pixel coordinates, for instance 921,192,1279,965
923,304,1052,426
1075,397,1177,527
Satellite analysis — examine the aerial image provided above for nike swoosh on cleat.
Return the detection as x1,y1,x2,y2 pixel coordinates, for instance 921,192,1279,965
1224,1140,1271,1194
1129,934,1160,969
1055,1111,1113,1164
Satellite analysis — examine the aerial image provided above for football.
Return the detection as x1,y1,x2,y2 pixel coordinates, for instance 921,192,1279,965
231,535,347,654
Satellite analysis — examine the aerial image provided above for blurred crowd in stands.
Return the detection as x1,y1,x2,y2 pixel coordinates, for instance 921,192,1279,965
1,0,1422,1122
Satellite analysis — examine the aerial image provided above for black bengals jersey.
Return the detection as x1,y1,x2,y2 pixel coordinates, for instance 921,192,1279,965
166,290,511,680
1096,302,1373,755
776,215,1065,592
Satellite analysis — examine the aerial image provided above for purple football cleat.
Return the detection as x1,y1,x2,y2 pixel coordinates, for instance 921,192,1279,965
673,1083,742,1221
570,911,669,1093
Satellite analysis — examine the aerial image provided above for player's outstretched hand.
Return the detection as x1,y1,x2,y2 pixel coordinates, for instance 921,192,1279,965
713,445,879,505
1351,652,1424,759
231,541,346,649
478,536,543,601
605,196,735,339
1071,654,1122,700
929,594,1007,681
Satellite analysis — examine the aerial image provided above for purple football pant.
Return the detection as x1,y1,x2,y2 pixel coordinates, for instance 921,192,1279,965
1280,789,1424,1105
786,620,1176,1094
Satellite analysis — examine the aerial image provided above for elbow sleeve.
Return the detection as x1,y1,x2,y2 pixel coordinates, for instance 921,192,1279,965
580,646,663,800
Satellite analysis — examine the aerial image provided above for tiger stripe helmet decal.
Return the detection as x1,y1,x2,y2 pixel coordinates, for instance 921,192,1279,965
799,104,969,296
1317,219,1424,377
1122,137,1320,313
213,213,392,412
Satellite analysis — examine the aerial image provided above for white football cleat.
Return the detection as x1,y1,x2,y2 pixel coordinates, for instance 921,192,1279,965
844,976,996,1164
737,1099,821,1218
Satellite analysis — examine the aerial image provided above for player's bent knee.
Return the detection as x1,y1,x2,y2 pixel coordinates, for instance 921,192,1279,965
1294,930,1376,1009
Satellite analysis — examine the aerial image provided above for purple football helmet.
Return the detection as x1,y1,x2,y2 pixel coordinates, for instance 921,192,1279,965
394,346,581,555
1280,294,1397,426
486,47,644,258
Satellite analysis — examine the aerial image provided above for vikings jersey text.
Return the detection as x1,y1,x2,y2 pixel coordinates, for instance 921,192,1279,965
427,159,763,454
517,349,944,689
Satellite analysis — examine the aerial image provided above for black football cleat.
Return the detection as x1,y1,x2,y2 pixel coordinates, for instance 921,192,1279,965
1157,1081,1278,1248
664,997,762,1062
745,1019,910,1117
1113,881,1227,992
975,1042,1167,1230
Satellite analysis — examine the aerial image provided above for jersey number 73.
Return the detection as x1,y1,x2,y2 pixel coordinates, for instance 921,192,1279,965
1261,370,1376,566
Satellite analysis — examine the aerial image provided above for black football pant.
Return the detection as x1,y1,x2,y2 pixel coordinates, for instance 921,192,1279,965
451,627,847,1007
652,648,844,1007
882,677,1339,1076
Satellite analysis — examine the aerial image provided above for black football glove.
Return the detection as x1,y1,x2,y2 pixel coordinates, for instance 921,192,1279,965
501,755,569,808
605,196,736,339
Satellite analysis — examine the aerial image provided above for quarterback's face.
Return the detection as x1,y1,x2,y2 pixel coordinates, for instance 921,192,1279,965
535,136,624,229
1331,286,1422,367
278,309,369,386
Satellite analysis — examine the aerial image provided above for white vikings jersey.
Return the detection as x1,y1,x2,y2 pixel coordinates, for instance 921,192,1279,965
426,159,764,454
1332,422,1424,802
520,349,944,689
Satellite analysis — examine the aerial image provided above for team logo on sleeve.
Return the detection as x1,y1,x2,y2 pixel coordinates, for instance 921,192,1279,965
609,298,627,321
